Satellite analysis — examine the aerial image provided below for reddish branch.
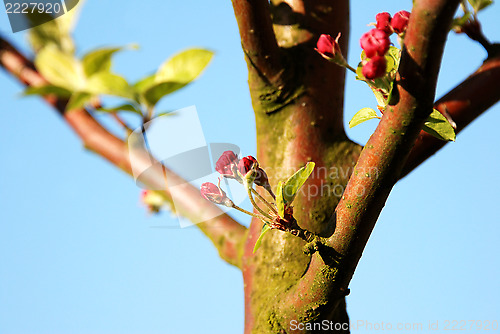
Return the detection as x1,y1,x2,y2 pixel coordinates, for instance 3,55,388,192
231,0,282,82
0,36,247,268
402,54,500,177
279,0,462,319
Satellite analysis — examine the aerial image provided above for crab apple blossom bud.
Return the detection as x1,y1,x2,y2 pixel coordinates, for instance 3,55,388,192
362,56,387,79
376,12,392,35
238,156,258,177
215,150,239,178
140,190,164,214
254,167,270,188
315,33,343,59
360,29,390,58
200,182,233,207
391,10,410,34
315,33,350,67
316,34,336,58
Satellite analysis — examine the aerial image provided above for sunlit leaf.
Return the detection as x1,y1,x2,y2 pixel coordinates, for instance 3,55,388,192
66,91,92,111
26,0,85,53
142,81,186,107
23,85,72,97
95,103,143,116
349,108,379,128
82,47,122,77
385,46,401,74
422,109,456,141
253,224,271,253
468,0,493,12
134,74,156,93
86,72,133,98
156,48,213,84
282,162,315,205
35,45,85,90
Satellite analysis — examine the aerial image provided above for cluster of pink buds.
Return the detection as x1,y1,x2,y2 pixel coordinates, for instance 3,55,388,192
201,151,316,250
359,10,410,79
201,151,277,219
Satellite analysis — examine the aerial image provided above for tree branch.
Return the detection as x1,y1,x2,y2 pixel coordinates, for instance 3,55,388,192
0,36,247,268
231,0,282,82
279,0,461,318
401,54,500,177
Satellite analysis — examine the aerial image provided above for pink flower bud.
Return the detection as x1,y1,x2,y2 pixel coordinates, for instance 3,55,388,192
238,156,258,177
391,10,410,35
215,150,239,178
200,182,232,206
360,29,390,58
140,190,164,214
362,56,387,80
376,12,392,35
316,33,342,59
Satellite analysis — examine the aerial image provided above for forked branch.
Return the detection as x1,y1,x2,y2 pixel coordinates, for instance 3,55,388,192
0,36,247,268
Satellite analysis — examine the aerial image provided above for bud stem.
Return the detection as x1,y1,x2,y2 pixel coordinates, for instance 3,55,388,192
250,188,278,215
246,185,274,220
231,203,272,223
345,63,357,74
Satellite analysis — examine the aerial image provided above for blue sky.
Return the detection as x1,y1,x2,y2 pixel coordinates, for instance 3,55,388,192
1,1,499,333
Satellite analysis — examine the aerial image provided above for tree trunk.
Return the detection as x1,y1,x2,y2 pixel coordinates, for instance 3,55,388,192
236,1,361,332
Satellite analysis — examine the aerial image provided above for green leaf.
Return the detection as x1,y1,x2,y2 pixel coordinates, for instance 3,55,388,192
86,72,133,98
468,0,493,12
282,162,315,205
349,108,379,128
422,109,456,142
66,92,92,111
35,45,85,90
142,81,186,107
134,74,156,93
356,61,390,106
276,182,285,218
156,48,214,84
23,85,72,98
385,46,401,75
95,103,143,116
82,47,122,77
451,12,473,31
253,224,271,253
26,0,84,54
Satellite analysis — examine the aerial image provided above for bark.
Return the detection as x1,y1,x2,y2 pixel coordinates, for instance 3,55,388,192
234,0,360,332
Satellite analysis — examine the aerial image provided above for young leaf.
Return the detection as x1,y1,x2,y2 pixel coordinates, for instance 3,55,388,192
349,108,379,128
155,48,214,84
253,224,271,253
468,0,493,12
23,85,72,98
35,45,85,90
26,0,84,53
356,61,390,106
276,181,285,218
282,162,315,205
422,109,456,142
66,92,92,111
82,47,122,77
86,72,133,98
142,81,186,107
134,74,156,93
385,46,401,75
95,103,143,116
